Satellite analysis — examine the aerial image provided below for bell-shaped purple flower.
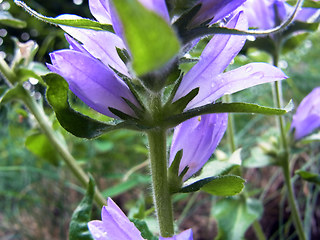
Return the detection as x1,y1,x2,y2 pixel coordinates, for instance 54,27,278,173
189,0,246,27
88,198,143,240
243,0,319,30
169,114,228,181
47,34,139,119
291,87,320,140
88,198,193,240
173,11,287,110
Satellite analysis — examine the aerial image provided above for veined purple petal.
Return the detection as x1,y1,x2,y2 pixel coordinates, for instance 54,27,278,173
189,0,246,27
56,14,129,77
48,50,138,119
87,220,108,240
169,114,228,181
89,0,112,24
174,11,247,105
88,198,143,240
159,229,193,240
187,62,288,109
291,87,320,140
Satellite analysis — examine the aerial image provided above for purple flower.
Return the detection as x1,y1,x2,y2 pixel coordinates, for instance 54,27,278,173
88,198,193,240
173,11,287,110
169,114,228,181
243,0,319,30
88,198,143,240
291,87,320,140
169,12,287,180
189,0,246,27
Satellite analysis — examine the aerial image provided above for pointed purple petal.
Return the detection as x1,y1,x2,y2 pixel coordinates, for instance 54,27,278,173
48,50,137,118
174,11,247,105
88,220,108,240
188,62,287,109
190,0,246,27
56,14,129,77
159,228,193,240
101,199,143,240
292,87,320,139
169,114,228,181
89,0,112,24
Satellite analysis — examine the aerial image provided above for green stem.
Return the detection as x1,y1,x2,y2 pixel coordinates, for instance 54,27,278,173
147,128,174,237
252,220,267,240
272,48,306,240
224,95,236,153
0,59,107,208
22,90,107,208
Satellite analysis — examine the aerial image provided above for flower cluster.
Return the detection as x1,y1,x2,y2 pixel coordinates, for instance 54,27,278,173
46,0,290,238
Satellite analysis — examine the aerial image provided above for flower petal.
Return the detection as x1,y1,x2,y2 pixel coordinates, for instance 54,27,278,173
88,220,108,240
138,0,170,22
56,14,129,76
48,50,137,118
169,114,228,181
174,11,247,105
291,87,320,139
101,198,143,240
190,0,246,27
188,62,288,109
159,228,193,240
89,0,112,24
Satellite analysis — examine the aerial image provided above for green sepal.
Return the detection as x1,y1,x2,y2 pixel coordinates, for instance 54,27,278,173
212,197,263,240
68,177,95,240
296,170,320,185
164,87,199,116
180,175,245,196
43,73,137,139
112,0,180,76
131,219,158,240
173,3,201,31
165,100,294,129
25,132,60,166
0,10,26,28
116,47,131,65
14,0,113,32
168,150,189,194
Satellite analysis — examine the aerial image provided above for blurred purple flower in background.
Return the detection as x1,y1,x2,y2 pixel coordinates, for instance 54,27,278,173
291,87,320,140
243,0,319,30
88,198,193,240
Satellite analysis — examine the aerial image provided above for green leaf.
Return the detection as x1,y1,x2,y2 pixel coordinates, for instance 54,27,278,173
43,73,138,139
296,170,320,185
166,101,293,128
69,177,95,240
112,0,180,75
300,132,320,144
181,175,245,196
0,83,27,104
201,175,245,196
0,11,26,28
14,0,113,31
287,0,320,8
131,219,158,240
25,132,60,166
212,197,263,240
16,68,44,84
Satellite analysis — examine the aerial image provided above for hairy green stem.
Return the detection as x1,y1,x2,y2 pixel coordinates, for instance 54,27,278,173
272,48,306,240
0,59,107,208
147,128,174,237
